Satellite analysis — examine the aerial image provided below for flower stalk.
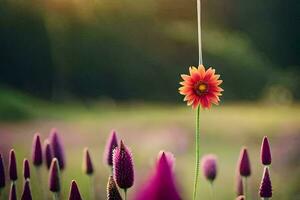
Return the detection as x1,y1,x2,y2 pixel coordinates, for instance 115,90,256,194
193,106,200,200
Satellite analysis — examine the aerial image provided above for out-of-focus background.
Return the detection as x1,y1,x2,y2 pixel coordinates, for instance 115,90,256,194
0,0,299,199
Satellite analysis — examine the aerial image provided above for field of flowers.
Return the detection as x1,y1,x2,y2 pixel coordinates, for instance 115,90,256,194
0,104,299,199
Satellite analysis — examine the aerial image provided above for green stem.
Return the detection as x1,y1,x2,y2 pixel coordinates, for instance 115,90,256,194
193,106,201,200
124,189,127,200
262,198,269,200
210,182,214,200
53,192,59,200
90,175,95,200
243,177,248,200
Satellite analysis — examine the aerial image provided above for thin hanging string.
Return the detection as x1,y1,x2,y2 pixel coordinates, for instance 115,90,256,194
197,0,203,66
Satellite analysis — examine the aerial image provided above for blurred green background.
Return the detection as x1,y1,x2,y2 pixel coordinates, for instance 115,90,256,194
0,0,299,199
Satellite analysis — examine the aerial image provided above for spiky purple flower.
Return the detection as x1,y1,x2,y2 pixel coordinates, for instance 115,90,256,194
9,182,17,200
49,158,61,193
135,151,181,200
23,159,30,180
113,140,134,190
83,148,94,175
236,195,245,200
32,133,43,167
50,128,65,170
44,139,53,169
235,174,244,196
9,149,18,181
259,167,272,198
21,179,32,200
201,154,217,182
68,180,82,200
261,136,272,166
0,153,5,189
238,147,251,177
107,176,123,200
104,130,119,166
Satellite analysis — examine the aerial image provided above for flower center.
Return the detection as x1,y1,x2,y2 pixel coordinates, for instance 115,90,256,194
198,84,207,92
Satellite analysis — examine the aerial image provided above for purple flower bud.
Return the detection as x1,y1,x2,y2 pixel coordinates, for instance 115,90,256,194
50,128,65,170
259,167,272,198
68,180,82,200
9,149,18,181
113,140,134,190
235,174,244,196
261,136,272,166
32,133,43,167
9,182,17,200
44,139,53,169
0,153,5,188
201,154,217,182
23,159,30,180
104,130,119,166
135,151,181,200
83,148,94,175
238,147,251,177
21,179,32,200
49,158,61,193
107,176,123,200
236,195,245,200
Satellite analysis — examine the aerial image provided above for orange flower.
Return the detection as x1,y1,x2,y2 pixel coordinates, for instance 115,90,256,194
179,65,223,109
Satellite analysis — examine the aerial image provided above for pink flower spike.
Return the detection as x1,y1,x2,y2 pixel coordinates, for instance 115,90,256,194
259,167,272,198
23,159,30,180
104,130,119,166
261,136,272,166
201,154,217,182
238,147,251,177
32,133,43,167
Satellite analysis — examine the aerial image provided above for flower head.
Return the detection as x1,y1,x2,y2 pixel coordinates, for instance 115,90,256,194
113,140,134,190
179,65,223,109
21,179,32,200
44,139,53,169
23,159,30,180
0,153,5,189
68,180,82,200
201,154,217,182
9,149,18,181
9,182,17,200
135,151,181,200
261,136,272,166
49,158,61,193
238,147,251,177
107,176,123,200
104,130,119,166
32,133,43,167
50,128,65,170
259,167,272,198
83,148,94,175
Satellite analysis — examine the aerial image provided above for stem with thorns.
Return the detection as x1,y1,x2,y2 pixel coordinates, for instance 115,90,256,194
197,0,203,65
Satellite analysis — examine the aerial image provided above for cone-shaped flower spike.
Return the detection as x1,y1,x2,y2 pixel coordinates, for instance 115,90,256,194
235,174,244,196
21,179,32,200
50,128,65,170
49,158,61,193
259,167,272,198
9,182,17,200
44,139,53,169
236,195,245,200
104,130,119,166
23,159,30,180
32,133,43,167
107,176,123,200
83,148,94,175
113,140,134,190
261,136,272,166
9,149,18,181
135,151,181,200
238,147,251,177
68,180,82,200
201,154,217,182
0,153,5,189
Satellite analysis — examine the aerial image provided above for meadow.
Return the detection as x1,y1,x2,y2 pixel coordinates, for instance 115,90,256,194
0,102,299,199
